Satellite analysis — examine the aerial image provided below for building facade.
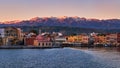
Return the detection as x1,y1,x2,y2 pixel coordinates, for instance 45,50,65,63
24,33,36,46
81,35,89,44
34,35,53,47
106,34,117,45
0,29,5,45
94,35,106,44
4,27,22,45
67,35,82,43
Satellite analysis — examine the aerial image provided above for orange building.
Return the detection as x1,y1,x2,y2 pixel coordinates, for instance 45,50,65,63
67,35,82,43
81,35,89,44
94,35,106,44
106,34,117,45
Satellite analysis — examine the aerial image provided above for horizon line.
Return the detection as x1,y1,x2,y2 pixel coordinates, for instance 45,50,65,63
1,16,120,23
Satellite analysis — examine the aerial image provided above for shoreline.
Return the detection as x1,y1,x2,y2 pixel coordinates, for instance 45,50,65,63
0,45,119,49
0,46,62,49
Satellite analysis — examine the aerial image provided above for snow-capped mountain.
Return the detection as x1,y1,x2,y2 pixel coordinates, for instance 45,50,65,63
0,17,120,29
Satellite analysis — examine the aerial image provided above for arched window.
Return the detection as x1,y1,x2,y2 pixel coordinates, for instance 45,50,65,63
46,43,48,46
42,43,44,47
39,43,40,46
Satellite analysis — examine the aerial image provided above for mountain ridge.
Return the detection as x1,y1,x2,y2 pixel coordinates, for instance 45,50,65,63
0,16,120,29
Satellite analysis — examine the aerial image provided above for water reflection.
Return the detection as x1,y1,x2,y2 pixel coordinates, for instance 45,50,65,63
72,47,120,52
72,47,120,68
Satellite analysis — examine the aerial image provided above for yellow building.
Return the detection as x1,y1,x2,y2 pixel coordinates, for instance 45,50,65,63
67,35,82,43
4,27,23,45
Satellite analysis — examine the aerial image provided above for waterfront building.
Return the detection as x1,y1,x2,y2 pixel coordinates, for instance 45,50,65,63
55,37,66,43
17,28,23,41
54,37,67,46
106,34,117,46
81,35,89,44
76,35,82,43
24,33,36,46
94,35,106,45
67,36,76,42
0,29,5,45
117,33,120,46
34,35,53,47
2,27,23,45
0,35,3,45
0,29,5,37
67,35,82,43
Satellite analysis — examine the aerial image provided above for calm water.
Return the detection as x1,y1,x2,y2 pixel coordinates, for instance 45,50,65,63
0,47,120,68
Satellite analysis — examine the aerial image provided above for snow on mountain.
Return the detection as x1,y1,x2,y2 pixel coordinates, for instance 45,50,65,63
0,17,120,29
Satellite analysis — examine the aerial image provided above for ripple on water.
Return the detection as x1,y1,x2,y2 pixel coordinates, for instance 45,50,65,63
0,48,119,68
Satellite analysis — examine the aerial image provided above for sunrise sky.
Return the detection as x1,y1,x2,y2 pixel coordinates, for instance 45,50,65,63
0,0,120,22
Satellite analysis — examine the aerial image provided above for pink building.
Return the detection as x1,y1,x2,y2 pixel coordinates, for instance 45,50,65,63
34,35,53,47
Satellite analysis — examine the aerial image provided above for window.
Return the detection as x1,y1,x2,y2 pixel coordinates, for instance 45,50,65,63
46,43,48,46
39,43,40,46
49,43,51,46
42,43,44,47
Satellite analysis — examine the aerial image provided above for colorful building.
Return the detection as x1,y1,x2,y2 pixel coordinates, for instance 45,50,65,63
81,35,89,44
24,33,36,46
67,35,82,43
0,27,23,45
0,29,5,45
106,34,117,45
117,33,120,46
0,29,5,37
94,35,106,44
34,35,53,47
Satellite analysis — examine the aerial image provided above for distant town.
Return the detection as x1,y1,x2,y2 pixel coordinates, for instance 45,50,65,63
0,27,120,48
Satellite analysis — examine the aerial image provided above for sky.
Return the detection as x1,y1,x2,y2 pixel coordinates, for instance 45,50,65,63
0,0,120,22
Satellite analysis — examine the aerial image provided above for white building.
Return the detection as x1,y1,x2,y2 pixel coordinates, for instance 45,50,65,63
0,29,5,37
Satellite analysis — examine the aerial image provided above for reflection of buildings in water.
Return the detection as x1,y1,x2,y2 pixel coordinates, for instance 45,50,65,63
73,47,120,53
116,47,120,52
